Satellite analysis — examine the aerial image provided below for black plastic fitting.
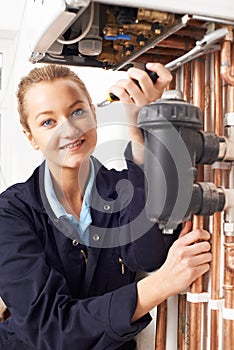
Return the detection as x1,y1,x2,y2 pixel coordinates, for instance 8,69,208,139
138,96,223,231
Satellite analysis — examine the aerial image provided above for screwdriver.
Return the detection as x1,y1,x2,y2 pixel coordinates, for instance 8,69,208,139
97,27,229,108
97,65,159,107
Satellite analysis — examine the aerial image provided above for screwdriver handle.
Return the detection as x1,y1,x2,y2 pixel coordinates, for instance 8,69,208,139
107,68,159,102
108,92,121,102
145,68,159,84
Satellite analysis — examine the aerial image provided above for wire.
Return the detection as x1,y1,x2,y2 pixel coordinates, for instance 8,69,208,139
57,1,94,45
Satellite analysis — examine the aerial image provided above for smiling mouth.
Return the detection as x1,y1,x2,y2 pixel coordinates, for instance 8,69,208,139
60,139,84,150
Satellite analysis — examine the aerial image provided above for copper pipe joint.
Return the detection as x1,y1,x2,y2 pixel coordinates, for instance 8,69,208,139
221,28,234,86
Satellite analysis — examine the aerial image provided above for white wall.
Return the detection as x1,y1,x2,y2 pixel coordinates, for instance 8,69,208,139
0,1,129,191
0,0,41,190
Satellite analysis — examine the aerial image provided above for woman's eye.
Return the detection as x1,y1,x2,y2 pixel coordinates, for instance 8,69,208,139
71,109,85,119
42,119,54,127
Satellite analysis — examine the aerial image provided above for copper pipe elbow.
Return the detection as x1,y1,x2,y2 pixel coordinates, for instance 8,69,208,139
221,40,234,86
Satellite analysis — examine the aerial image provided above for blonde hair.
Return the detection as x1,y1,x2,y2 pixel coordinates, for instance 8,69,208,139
17,64,93,132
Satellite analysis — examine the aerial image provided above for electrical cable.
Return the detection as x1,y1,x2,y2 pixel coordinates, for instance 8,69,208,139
57,1,94,45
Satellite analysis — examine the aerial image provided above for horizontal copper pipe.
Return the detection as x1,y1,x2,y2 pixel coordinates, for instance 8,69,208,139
150,36,195,51
148,47,185,57
177,27,206,40
133,55,172,65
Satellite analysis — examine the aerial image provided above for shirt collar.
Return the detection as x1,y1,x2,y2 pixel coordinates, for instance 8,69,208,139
44,160,95,220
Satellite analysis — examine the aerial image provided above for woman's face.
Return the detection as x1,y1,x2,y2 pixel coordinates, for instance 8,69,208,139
24,78,97,170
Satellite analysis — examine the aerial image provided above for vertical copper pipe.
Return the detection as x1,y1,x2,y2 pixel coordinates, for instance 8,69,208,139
214,51,224,136
223,42,234,350
210,50,223,350
227,44,234,113
223,237,234,349
177,294,187,350
192,59,205,112
154,68,176,350
176,62,192,350
183,63,191,102
155,300,167,350
168,72,176,90
189,58,205,350
221,27,234,86
189,217,204,350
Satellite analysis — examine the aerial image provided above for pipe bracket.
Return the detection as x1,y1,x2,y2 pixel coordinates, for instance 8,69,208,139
224,112,234,126
208,298,224,310
222,308,234,320
224,222,234,236
212,161,231,170
187,292,209,303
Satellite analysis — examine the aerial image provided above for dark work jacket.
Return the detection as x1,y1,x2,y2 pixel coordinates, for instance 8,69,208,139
0,157,179,350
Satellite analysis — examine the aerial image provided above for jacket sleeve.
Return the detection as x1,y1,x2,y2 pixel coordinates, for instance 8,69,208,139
119,153,180,272
0,201,151,350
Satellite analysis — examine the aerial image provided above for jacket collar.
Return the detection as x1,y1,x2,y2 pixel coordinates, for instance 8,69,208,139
20,158,118,245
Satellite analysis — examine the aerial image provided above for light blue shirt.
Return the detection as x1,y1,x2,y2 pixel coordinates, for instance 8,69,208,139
44,160,94,245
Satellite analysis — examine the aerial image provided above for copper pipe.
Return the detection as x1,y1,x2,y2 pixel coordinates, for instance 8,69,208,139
227,44,234,112
149,36,195,51
204,53,213,134
134,55,177,66
223,237,234,349
192,58,206,111
155,300,167,350
147,47,186,56
176,27,206,40
221,27,234,86
189,217,204,350
223,38,234,349
176,63,191,350
209,50,223,350
178,294,187,350
183,62,191,103
189,58,205,350
168,72,176,90
214,52,224,137
202,55,212,348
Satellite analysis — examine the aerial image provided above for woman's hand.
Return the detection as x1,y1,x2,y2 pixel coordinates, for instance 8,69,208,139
108,63,172,164
159,224,211,295
109,63,172,107
131,223,211,322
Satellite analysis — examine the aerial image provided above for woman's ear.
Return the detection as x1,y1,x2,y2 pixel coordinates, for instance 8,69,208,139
23,129,39,150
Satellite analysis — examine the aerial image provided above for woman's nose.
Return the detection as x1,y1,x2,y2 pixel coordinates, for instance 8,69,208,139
60,118,81,138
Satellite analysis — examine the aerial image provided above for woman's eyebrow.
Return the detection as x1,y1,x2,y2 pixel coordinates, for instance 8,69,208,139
34,100,85,120
68,99,85,109
35,110,54,120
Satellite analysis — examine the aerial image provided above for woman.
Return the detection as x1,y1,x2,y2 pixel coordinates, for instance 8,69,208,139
0,63,211,349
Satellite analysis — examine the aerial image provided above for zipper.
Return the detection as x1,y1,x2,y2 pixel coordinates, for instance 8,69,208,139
118,257,125,275
80,249,88,264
